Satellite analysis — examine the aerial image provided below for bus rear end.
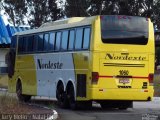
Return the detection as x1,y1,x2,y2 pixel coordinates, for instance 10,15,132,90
90,15,154,109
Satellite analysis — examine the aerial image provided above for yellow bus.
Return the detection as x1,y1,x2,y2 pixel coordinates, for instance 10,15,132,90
7,15,155,109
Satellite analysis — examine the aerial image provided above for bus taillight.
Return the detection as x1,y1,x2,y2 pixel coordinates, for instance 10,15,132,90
92,72,99,84
148,73,154,86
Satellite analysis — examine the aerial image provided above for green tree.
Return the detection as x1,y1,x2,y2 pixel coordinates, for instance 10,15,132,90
26,0,62,28
3,0,27,26
152,0,160,29
2,0,160,29
65,0,160,30
65,0,89,17
3,0,62,27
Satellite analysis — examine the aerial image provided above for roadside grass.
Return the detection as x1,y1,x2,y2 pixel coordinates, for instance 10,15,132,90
0,93,20,114
154,74,160,97
0,75,8,88
0,94,53,114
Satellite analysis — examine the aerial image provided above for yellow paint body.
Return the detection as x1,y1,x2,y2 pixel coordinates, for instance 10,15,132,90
8,16,154,102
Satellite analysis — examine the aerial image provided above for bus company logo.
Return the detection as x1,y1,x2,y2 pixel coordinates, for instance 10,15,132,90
37,59,63,69
105,53,146,61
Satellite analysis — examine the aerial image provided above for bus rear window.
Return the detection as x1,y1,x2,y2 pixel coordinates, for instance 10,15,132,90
101,15,149,45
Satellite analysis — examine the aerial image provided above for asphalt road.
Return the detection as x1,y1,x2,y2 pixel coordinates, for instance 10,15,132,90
54,100,160,120
1,89,160,120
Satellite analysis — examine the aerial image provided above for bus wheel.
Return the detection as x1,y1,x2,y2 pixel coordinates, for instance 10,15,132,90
86,101,92,109
100,102,110,109
118,101,133,110
56,83,68,108
67,84,77,110
16,81,31,102
81,101,92,110
118,106,128,110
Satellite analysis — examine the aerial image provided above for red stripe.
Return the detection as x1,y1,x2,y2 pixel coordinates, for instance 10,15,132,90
132,76,148,79
99,76,148,79
99,76,113,78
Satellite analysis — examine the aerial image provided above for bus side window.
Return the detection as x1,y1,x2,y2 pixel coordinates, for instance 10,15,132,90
83,27,91,50
61,30,69,51
75,28,83,50
18,37,24,54
27,35,34,53
22,37,27,53
48,32,55,51
55,32,61,51
37,34,44,52
68,30,75,50
44,33,49,51
33,35,38,52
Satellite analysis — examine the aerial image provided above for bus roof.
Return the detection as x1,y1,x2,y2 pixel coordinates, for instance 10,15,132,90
40,17,85,28
15,16,97,36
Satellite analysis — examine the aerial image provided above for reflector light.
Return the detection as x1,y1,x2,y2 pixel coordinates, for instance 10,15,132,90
92,72,99,84
148,73,154,86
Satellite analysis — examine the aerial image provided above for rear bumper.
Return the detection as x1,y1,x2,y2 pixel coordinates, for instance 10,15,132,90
88,87,154,101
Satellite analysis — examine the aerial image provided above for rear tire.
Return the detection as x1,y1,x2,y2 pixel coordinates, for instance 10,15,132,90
83,101,92,110
16,81,31,102
100,100,132,110
67,84,77,110
56,83,69,108
118,101,133,110
100,101,113,109
118,106,128,110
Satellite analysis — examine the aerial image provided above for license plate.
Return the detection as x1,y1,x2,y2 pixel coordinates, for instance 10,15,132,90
119,78,130,84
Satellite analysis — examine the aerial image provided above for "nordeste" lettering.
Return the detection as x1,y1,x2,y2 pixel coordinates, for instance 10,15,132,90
105,53,146,61
37,59,63,69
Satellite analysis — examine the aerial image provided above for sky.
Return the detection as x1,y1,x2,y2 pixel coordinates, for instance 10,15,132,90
0,9,9,25
0,9,29,27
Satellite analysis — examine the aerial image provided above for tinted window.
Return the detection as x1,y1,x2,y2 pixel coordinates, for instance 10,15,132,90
33,35,38,52
37,34,44,51
61,30,69,50
49,32,55,51
22,37,27,53
101,15,148,45
55,32,61,51
44,33,49,51
83,28,90,49
27,36,34,52
68,30,75,50
75,28,83,50
18,37,24,53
